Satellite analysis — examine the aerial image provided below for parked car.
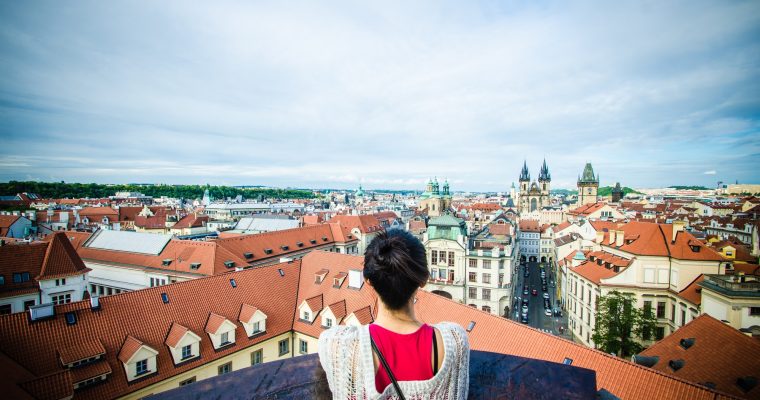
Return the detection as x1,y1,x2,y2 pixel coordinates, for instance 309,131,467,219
523,289,529,295
531,289,538,296
544,308,552,316
522,305,529,313
543,293,549,299
521,315,529,324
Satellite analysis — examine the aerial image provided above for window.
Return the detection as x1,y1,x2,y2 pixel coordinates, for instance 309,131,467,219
431,268,437,279
749,307,760,316
483,260,491,269
52,294,71,305
482,273,491,284
278,339,289,356
469,259,477,268
23,300,35,310
657,302,666,318
643,301,652,317
438,269,447,280
179,377,196,386
448,252,455,267
0,276,3,285
220,332,230,345
55,278,66,286
670,304,675,322
253,321,262,333
324,318,333,328
303,311,310,321
431,250,438,265
136,359,149,375
181,345,192,360
0,304,11,315
218,362,232,375
482,289,491,301
469,272,476,283
468,287,477,299
299,339,308,354
12,273,21,283
482,305,491,313
655,326,665,340
681,310,686,325
251,349,263,365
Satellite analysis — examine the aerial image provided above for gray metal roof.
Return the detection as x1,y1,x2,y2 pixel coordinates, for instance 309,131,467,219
232,217,300,232
85,230,173,255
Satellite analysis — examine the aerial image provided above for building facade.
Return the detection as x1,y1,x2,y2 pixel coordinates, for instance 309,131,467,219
577,163,600,206
518,160,551,214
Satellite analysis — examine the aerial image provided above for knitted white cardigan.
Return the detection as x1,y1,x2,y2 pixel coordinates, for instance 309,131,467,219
318,322,470,399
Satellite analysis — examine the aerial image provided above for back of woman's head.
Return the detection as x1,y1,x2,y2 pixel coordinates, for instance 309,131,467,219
363,228,429,310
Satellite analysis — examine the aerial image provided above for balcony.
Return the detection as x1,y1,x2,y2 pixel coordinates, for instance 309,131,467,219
147,351,597,400
700,274,760,298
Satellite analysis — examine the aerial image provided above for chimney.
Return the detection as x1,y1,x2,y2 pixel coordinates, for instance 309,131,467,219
348,269,364,289
595,231,604,244
608,230,616,245
672,221,686,243
615,230,624,247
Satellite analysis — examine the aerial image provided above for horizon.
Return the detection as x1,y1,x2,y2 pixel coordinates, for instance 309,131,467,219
1,1,758,191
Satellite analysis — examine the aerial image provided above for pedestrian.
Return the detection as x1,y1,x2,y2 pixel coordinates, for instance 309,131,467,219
319,229,470,399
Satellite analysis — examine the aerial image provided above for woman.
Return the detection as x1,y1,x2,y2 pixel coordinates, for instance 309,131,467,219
318,229,470,399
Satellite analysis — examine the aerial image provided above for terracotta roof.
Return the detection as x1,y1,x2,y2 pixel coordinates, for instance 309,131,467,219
301,295,322,316
165,323,192,348
329,215,384,234
293,251,375,338
408,220,427,233
58,339,106,365
0,241,47,296
568,202,610,216
352,305,374,325
327,299,347,321
0,260,301,399
571,260,621,285
78,207,118,217
301,215,323,226
238,304,259,324
117,335,145,364
204,313,229,334
518,219,540,232
37,232,91,280
487,223,511,236
596,222,724,262
678,275,705,305
18,370,73,400
552,221,572,233
639,314,760,399
171,214,208,230
70,360,112,384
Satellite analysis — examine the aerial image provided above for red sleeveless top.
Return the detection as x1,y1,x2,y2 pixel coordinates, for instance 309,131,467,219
368,323,435,393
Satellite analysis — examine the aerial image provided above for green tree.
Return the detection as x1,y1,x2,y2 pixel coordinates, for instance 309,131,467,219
591,291,656,357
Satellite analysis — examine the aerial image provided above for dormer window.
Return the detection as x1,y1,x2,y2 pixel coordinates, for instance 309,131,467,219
118,336,158,381
690,245,700,252
264,248,273,255
281,245,289,251
303,311,310,320
224,260,235,268
205,313,237,349
244,252,253,259
165,323,201,365
238,304,267,337
190,262,201,270
300,295,323,324
297,242,304,247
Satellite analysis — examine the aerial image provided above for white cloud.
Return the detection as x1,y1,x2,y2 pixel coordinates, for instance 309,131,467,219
704,170,717,175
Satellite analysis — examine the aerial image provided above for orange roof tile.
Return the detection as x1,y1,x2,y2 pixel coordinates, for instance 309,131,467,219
117,335,145,364
678,275,705,305
204,313,229,334
70,360,112,384
640,314,760,399
238,304,259,324
304,294,324,313
165,323,192,348
327,299,347,321
329,215,384,234
37,232,91,280
58,339,105,365
18,370,73,400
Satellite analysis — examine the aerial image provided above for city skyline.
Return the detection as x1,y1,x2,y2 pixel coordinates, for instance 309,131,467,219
1,1,758,191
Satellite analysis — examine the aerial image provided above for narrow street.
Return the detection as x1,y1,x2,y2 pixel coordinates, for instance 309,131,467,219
512,261,568,336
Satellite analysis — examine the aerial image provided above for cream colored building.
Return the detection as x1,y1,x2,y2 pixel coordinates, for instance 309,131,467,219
699,274,760,332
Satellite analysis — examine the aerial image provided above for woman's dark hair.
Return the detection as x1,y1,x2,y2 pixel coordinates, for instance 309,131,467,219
363,228,429,310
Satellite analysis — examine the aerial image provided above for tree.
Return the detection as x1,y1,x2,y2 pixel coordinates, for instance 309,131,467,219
592,291,656,358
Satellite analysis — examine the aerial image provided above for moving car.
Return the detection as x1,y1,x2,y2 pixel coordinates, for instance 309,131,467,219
531,289,538,296
523,289,529,295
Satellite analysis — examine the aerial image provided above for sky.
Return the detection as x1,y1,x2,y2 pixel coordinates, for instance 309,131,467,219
0,1,758,191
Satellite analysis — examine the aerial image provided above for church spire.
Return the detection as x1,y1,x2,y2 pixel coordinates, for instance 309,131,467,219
539,158,551,181
519,160,530,182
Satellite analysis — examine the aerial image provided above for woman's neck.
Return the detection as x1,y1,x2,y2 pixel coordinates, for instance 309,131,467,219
373,297,423,334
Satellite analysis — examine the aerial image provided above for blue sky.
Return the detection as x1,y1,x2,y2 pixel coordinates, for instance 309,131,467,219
0,1,758,191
